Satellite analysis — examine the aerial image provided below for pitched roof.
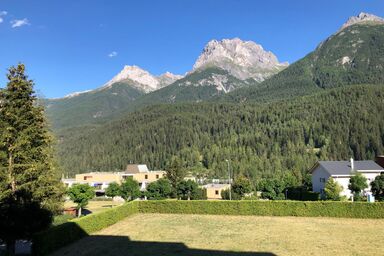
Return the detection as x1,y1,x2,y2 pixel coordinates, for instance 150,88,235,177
125,164,149,174
317,161,384,176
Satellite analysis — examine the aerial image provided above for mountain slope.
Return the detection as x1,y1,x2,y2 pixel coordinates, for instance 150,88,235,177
116,38,287,109
46,38,286,130
45,66,182,130
226,18,384,102
56,85,384,177
46,81,145,130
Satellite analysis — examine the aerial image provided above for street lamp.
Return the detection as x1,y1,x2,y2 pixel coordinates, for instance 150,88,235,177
226,159,231,200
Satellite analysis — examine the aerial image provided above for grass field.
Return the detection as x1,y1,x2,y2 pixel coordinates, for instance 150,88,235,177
64,200,123,214
51,214,384,256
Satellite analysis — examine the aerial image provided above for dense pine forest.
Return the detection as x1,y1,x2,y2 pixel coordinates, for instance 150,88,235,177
56,85,384,185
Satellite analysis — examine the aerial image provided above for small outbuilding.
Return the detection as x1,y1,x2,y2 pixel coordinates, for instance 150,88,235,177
201,184,230,200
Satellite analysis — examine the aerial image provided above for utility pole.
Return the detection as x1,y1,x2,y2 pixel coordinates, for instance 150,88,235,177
226,159,231,200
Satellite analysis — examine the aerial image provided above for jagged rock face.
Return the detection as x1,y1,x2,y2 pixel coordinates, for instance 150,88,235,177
192,38,288,81
157,72,184,88
340,12,384,31
103,65,182,93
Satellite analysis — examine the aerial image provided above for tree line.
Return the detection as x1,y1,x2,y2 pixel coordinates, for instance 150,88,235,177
57,84,384,191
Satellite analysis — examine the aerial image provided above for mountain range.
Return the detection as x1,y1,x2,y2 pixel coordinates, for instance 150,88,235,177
44,12,384,177
46,37,287,130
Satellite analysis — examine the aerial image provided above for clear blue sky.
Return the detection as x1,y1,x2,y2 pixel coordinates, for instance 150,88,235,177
1,0,383,98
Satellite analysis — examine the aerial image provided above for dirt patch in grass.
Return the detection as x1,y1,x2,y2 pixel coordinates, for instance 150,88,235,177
52,214,384,256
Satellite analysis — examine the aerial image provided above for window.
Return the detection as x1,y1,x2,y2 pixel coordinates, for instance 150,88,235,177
320,178,326,183
215,190,219,195
156,175,159,179
145,175,148,179
84,176,92,181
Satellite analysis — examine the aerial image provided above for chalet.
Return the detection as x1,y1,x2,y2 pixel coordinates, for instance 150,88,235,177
311,158,384,198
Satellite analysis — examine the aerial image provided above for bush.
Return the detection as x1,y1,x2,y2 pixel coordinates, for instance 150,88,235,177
136,200,384,219
90,197,113,201
32,202,138,255
221,189,242,200
287,187,320,201
52,214,75,226
32,200,384,255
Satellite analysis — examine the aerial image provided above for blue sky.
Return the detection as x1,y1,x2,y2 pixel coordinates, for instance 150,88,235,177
1,0,383,98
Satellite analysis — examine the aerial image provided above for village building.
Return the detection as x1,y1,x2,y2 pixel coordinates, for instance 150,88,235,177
202,184,231,199
62,164,166,192
311,158,384,199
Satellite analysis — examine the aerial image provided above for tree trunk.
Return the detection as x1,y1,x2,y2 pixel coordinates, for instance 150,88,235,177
8,151,16,194
78,207,82,217
6,239,16,256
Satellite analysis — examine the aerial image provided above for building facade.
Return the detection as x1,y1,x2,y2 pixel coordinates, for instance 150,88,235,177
311,159,384,198
201,184,231,199
63,164,166,192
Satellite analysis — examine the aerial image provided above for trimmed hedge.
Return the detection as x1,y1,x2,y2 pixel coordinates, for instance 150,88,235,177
136,200,384,219
32,200,384,255
32,202,138,255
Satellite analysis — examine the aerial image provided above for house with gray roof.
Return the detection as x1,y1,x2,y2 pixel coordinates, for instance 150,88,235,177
311,158,384,199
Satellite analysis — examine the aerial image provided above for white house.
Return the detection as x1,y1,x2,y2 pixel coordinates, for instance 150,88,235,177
311,158,384,199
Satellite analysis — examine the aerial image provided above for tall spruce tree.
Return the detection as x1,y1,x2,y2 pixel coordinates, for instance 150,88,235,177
0,64,64,255
165,156,186,198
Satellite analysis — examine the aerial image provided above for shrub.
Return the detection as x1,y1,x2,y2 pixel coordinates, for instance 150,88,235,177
287,187,320,201
32,202,138,255
32,200,384,255
52,214,75,226
90,197,113,201
221,189,242,200
324,177,343,200
136,200,384,219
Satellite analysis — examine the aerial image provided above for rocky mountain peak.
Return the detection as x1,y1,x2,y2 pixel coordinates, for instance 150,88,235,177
340,12,384,31
104,65,160,92
192,38,288,81
103,65,183,93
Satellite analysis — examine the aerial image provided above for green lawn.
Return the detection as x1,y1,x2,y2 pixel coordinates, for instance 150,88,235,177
64,200,123,214
51,213,384,256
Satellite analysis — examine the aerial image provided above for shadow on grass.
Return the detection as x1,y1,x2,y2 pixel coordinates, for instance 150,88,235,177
52,235,277,256
33,218,277,256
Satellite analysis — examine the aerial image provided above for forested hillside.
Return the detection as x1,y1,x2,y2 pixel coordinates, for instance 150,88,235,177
56,85,384,183
225,23,384,103
46,81,145,131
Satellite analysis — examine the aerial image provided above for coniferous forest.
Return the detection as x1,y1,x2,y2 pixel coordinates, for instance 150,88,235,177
57,85,384,186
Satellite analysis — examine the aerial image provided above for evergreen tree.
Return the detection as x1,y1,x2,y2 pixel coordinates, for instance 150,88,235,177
0,64,64,254
165,156,186,198
324,177,343,201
